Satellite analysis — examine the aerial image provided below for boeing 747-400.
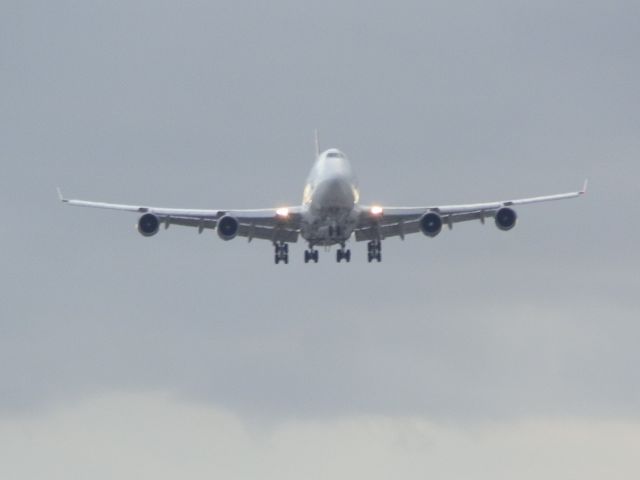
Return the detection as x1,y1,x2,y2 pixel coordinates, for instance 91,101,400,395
59,136,586,264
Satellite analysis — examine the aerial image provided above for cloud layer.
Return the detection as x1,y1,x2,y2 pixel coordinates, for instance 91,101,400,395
3,392,639,480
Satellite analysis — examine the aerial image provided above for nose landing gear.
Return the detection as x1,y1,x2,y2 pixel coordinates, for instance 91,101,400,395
367,240,382,262
274,242,289,264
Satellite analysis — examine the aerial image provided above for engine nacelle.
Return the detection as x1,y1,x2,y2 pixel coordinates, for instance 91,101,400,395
495,207,517,231
419,212,443,237
217,215,239,241
138,213,160,237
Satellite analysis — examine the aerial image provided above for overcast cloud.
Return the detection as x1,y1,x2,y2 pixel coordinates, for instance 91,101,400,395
1,0,639,477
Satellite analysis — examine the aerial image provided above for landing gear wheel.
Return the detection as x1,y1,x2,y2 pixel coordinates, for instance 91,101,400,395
274,242,289,265
305,247,319,264
336,246,351,263
367,240,382,263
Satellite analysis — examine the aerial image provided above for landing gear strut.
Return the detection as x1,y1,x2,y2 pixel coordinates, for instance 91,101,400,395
274,242,289,264
367,240,382,263
304,246,319,263
336,244,351,263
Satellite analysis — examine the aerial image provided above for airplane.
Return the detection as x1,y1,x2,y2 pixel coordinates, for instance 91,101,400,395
58,135,587,264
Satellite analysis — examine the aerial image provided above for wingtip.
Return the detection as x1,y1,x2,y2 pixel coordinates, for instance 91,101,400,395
580,178,589,195
56,187,67,203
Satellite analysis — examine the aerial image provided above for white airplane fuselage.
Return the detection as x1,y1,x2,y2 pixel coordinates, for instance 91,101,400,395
300,149,360,246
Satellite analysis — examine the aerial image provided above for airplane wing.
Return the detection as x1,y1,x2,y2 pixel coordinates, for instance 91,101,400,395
354,180,588,241
57,189,304,243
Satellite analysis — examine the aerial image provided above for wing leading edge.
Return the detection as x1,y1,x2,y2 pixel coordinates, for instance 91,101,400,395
58,190,303,243
355,180,587,241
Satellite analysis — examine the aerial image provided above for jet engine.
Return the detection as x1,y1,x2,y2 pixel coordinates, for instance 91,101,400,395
138,213,160,237
419,212,443,237
495,207,517,231
217,215,239,241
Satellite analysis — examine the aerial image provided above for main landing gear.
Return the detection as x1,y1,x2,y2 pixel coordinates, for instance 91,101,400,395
304,247,319,263
274,242,289,264
336,244,351,263
367,240,382,263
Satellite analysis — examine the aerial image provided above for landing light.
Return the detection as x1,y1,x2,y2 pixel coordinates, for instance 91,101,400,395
276,207,290,218
370,206,383,216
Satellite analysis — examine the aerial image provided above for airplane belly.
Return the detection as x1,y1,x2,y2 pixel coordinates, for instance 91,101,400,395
300,207,358,246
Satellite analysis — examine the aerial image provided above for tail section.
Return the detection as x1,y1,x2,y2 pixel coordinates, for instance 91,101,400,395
314,129,320,159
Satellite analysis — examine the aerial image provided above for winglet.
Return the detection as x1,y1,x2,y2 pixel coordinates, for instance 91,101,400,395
580,179,589,195
56,187,67,203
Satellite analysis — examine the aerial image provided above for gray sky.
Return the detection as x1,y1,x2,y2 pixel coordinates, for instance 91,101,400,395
2,0,639,478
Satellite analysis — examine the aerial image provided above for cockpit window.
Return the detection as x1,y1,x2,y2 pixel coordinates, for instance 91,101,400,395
326,152,344,158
